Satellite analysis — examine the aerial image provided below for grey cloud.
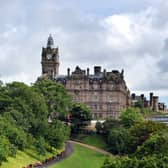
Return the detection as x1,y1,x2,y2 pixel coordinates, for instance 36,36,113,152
157,38,168,73
135,75,168,91
1,0,168,103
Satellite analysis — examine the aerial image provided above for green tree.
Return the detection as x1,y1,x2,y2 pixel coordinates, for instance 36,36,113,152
102,156,168,168
70,103,92,133
0,116,27,150
138,156,158,168
120,108,144,128
95,121,102,134
121,157,139,168
107,128,130,155
0,82,49,137
34,136,47,155
102,119,121,136
0,79,73,166
0,136,10,164
135,131,168,158
46,120,70,149
33,79,72,119
102,157,121,168
128,121,167,154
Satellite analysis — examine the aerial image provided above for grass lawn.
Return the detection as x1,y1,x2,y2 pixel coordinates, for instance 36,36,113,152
51,144,106,168
74,134,108,150
1,147,61,168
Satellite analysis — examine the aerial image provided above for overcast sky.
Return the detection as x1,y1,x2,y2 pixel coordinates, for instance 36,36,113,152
0,0,168,104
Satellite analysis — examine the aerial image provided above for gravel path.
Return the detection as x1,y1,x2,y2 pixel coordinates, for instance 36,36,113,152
45,142,74,168
68,140,112,156
43,140,112,168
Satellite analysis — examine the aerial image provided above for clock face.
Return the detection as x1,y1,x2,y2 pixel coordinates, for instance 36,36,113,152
47,54,52,60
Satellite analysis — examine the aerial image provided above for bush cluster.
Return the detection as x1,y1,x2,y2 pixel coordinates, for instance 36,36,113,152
95,108,168,168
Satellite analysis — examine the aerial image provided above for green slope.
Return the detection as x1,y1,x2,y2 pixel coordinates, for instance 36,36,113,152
1,148,59,168
51,144,106,168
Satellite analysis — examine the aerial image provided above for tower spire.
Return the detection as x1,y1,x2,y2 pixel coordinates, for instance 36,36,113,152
47,34,54,48
42,35,59,78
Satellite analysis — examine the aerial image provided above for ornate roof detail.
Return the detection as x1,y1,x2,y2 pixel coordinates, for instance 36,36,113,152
72,66,85,75
47,34,54,48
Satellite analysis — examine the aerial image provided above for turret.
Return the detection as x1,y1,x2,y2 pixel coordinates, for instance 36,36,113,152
41,34,60,78
153,96,159,112
47,34,54,48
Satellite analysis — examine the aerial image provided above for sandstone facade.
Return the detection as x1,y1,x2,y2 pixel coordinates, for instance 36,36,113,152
41,35,131,119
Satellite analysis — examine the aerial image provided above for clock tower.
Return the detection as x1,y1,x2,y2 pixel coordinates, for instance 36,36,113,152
41,34,59,78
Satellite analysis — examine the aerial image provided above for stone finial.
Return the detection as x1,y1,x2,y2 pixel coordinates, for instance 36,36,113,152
121,69,124,78
103,69,106,77
47,34,54,48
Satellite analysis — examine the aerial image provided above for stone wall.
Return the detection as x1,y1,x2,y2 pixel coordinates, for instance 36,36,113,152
56,66,130,119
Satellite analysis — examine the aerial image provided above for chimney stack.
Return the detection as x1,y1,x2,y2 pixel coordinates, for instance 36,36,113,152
67,68,70,77
141,94,144,101
94,66,101,75
150,92,153,107
87,68,90,76
131,93,136,100
103,69,106,77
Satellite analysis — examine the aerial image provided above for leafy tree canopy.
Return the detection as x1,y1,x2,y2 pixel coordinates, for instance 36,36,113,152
0,80,71,163
120,107,144,128
33,79,72,119
107,128,130,155
70,103,92,133
135,131,168,158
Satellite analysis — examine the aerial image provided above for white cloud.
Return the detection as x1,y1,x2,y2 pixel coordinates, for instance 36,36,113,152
98,7,168,96
1,0,168,105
